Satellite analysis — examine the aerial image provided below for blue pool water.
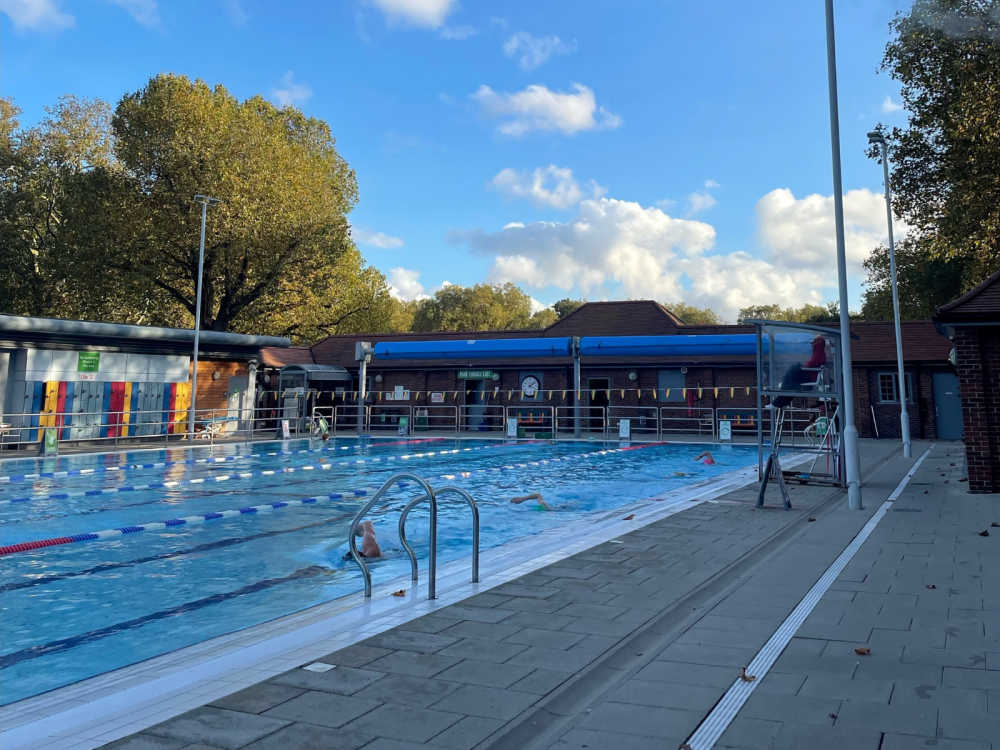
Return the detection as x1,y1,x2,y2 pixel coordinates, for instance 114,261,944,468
0,437,757,704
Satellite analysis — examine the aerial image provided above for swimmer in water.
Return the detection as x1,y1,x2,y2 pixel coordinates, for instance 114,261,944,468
322,432,331,442
511,493,552,511
694,451,717,465
345,520,382,559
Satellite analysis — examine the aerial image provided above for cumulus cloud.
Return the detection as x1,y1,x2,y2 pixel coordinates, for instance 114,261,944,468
489,165,605,210
439,24,476,39
271,72,313,107
471,83,622,136
502,32,575,70
755,187,907,273
684,190,717,216
446,190,899,322
221,0,248,25
2,0,74,30
881,95,904,113
388,267,428,300
704,179,721,189
370,0,457,28
110,0,160,26
353,228,405,249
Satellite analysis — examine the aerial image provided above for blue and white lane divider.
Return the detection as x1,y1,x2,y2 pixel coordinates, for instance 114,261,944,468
0,443,668,557
1,443,515,507
0,437,448,484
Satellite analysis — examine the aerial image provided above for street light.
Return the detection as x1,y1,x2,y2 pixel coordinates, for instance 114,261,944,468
824,0,863,509
190,194,222,441
868,130,911,458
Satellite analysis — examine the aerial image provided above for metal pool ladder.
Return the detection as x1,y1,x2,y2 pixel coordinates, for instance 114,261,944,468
348,473,480,600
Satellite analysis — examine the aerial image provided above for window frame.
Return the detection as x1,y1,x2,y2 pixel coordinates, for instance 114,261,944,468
877,372,913,404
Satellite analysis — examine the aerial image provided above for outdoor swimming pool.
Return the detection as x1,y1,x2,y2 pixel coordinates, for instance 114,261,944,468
0,436,758,705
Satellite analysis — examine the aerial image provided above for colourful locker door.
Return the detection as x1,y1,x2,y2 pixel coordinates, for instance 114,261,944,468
100,382,112,438
31,381,44,441
41,381,59,429
62,382,75,440
167,383,178,434
124,382,134,437
20,383,33,442
153,384,164,436
174,382,190,434
109,382,125,437
161,383,172,435
56,382,67,435
86,382,100,438
71,381,84,440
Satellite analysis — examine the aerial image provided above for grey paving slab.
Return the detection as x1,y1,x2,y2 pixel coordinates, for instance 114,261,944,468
740,692,841,726
833,700,938,736
576,701,701,740
937,707,1000,743
610,679,722,711
365,650,462,678
342,703,463,742
363,630,460,654
943,666,1000,690
262,690,381,729
430,684,538,721
506,668,573,695
436,638,529,664
503,627,585,650
241,723,372,750
769,721,883,750
550,728,667,750
101,737,188,750
888,681,988,712
352,673,460,708
426,715,505,750
716,716,781,750
319,644,392,668
433,660,534,689
269,665,385,695
144,707,290,750
798,674,892,702
880,734,992,750
208,683,305,714
437,619,522,642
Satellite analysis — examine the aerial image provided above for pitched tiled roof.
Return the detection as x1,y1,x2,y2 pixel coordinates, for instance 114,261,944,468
261,345,315,367
936,268,1000,322
543,300,685,336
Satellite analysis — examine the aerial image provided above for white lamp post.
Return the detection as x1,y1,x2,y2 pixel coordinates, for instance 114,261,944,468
189,194,221,441
868,130,912,458
824,0,863,509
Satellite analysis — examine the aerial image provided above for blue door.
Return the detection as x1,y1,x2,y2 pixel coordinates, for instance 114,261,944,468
932,372,964,440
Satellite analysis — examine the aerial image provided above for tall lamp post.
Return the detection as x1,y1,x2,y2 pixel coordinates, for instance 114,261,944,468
824,0,863,509
868,130,911,458
190,195,222,441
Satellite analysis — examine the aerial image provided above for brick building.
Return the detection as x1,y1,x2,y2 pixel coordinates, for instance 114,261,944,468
262,301,958,441
935,269,1000,493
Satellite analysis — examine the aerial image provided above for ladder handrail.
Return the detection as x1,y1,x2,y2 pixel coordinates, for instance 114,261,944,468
398,486,480,589
348,473,438,599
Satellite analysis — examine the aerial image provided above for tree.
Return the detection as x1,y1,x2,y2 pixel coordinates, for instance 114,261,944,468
0,95,114,317
861,241,970,319
663,301,722,325
867,0,1000,310
737,302,855,324
528,307,559,328
552,298,585,319
411,283,538,332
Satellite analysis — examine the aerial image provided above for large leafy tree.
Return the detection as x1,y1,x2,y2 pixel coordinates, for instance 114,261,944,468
737,302,856,324
410,283,552,332
863,0,1000,314
662,301,722,325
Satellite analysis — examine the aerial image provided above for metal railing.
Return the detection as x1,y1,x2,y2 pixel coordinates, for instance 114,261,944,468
368,405,414,433
413,406,459,435
554,406,607,438
503,405,555,438
607,406,659,440
333,405,368,435
658,406,716,439
459,404,505,434
398,485,479,590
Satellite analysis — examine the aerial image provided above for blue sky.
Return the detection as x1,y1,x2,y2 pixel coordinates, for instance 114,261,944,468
3,0,913,321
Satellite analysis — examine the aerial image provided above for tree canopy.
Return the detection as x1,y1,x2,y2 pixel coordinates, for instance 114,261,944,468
863,0,1000,317
410,283,555,332
552,298,586,319
663,301,722,325
736,302,855,325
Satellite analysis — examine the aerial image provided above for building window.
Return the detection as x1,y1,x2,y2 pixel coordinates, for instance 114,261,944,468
878,372,913,404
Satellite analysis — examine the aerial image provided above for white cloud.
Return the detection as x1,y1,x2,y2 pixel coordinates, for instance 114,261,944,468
655,198,677,210
471,83,622,137
439,24,476,39
388,267,428,301
353,228,405,249
704,179,721,189
271,72,313,108
684,190,717,216
489,165,605,210
221,0,248,25
110,0,160,26
755,187,907,274
529,296,548,314
490,16,508,29
502,31,575,71
881,95,903,113
446,191,898,322
370,0,457,28
2,0,74,30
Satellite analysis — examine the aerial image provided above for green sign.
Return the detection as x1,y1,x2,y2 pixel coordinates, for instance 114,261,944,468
78,352,100,372
44,428,59,456
457,370,495,379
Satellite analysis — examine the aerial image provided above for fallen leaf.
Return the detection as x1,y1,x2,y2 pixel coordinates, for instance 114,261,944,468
959,478,968,483
855,647,871,655
623,514,635,520
924,490,929,494
808,517,816,522
944,480,949,484
992,522,999,527
679,744,693,750
739,667,756,682
979,530,990,537
829,712,838,719
392,589,406,597
950,463,956,466
926,584,936,589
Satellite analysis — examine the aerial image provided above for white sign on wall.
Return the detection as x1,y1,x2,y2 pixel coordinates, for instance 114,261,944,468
507,418,518,438
431,392,444,403
619,418,631,440
719,420,733,442
281,420,291,439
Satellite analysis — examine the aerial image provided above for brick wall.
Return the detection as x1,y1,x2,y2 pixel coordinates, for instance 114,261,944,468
865,367,924,440
191,359,248,412
953,327,998,493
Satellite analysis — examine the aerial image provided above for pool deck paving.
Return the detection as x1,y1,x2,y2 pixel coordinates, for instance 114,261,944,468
84,438,1000,750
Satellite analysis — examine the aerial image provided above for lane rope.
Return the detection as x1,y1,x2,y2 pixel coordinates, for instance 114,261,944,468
1,444,515,507
0,437,447,484
0,443,670,557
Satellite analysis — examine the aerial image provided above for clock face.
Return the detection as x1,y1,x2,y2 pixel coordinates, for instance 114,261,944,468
521,376,540,397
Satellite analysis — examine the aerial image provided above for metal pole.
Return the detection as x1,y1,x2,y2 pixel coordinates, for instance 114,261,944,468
189,195,220,441
824,0,863,509
356,342,371,436
573,337,581,438
877,137,912,458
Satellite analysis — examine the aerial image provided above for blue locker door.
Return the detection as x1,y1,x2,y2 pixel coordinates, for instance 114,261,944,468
62,382,75,439
100,382,112,438
30,382,44,441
